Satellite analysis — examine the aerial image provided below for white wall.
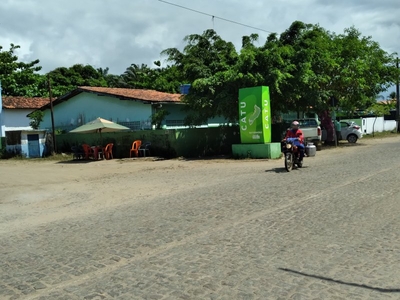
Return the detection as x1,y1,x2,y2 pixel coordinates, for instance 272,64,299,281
361,117,397,134
5,130,46,157
1,109,34,137
384,120,397,132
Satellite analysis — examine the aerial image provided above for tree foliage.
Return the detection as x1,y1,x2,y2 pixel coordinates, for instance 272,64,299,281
331,27,396,115
0,44,43,96
42,64,108,97
162,29,240,124
151,108,170,129
113,63,182,93
1,21,397,128
29,110,44,129
162,22,397,125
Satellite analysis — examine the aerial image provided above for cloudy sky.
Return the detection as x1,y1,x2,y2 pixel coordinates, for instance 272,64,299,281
1,0,399,80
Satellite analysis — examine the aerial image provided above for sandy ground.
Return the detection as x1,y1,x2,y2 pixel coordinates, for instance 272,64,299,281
0,154,267,235
0,136,382,236
2,136,400,299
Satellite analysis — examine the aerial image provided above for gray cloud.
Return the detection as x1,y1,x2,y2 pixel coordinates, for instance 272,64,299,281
0,0,399,76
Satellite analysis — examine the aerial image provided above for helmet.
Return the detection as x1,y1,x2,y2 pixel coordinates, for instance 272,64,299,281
292,121,299,126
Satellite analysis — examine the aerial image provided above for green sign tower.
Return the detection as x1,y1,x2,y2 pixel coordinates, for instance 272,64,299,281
238,86,271,144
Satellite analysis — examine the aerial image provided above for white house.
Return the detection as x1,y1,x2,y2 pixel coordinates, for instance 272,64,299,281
5,129,48,158
0,94,49,138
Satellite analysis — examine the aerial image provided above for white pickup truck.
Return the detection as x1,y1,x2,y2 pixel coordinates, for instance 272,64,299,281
286,118,322,150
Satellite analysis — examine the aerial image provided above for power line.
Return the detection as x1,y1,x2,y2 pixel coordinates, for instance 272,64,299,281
158,0,274,34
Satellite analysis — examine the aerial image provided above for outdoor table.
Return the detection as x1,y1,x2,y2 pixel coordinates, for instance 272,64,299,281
91,146,104,160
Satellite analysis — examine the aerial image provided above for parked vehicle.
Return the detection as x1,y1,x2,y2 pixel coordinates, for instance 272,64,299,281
281,137,303,172
340,121,363,143
322,120,363,143
297,119,322,150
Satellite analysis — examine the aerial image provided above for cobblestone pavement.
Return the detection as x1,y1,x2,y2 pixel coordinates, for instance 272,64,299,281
1,137,400,299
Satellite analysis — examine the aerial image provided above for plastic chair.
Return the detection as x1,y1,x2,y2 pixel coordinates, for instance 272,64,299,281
139,142,151,157
71,145,84,160
95,146,103,160
82,144,95,160
129,140,142,157
104,143,114,160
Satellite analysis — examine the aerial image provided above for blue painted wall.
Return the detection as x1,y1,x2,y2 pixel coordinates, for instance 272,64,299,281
41,92,152,131
160,104,230,128
40,91,231,132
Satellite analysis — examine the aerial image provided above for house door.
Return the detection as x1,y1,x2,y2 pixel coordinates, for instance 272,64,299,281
27,134,40,158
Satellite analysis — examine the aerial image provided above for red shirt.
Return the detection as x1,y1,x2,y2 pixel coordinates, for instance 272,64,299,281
285,129,304,144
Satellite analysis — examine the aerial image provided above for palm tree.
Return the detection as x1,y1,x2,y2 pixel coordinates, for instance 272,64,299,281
120,64,156,89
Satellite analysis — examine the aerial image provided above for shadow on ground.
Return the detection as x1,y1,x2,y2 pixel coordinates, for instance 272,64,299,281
175,155,233,161
265,166,309,173
279,268,400,293
322,142,367,150
56,159,96,164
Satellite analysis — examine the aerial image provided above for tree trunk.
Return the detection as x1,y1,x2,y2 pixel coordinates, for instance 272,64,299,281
319,110,334,144
373,117,377,137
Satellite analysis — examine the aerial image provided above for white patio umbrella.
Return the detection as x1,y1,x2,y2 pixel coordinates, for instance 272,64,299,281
70,117,130,145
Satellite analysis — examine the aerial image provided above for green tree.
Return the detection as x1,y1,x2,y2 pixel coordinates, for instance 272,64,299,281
0,44,44,96
151,108,170,129
331,27,396,115
367,101,392,136
42,64,108,97
29,110,44,129
279,22,337,114
162,29,239,124
119,63,151,88
151,64,183,93
114,63,182,93
169,23,396,129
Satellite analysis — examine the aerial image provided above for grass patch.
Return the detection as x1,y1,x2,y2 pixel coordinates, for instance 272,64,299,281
42,153,74,161
362,131,400,139
0,149,73,162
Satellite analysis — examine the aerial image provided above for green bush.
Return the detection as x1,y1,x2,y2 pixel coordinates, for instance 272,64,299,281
0,148,26,159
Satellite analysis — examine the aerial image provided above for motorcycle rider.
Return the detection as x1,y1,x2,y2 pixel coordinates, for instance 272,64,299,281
283,121,305,162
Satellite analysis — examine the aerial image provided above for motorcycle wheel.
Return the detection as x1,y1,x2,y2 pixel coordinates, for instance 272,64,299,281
284,153,293,172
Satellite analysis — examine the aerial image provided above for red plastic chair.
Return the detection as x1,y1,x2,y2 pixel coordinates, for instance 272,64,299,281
82,144,95,160
104,143,114,160
129,140,142,157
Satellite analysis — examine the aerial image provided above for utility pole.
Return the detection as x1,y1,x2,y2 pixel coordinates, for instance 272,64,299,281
396,57,400,133
48,74,57,153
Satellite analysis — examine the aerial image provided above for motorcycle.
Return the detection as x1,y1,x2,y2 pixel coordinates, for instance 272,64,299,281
281,137,303,172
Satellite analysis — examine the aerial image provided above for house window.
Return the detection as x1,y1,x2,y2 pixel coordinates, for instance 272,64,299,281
6,131,21,145
119,121,141,130
117,121,152,130
166,120,185,127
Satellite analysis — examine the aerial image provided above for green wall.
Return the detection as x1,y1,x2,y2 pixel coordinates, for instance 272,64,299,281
340,118,362,127
56,126,241,159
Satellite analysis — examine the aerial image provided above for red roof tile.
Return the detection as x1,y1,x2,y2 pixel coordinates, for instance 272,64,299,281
2,96,50,109
79,86,182,103
379,99,397,105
